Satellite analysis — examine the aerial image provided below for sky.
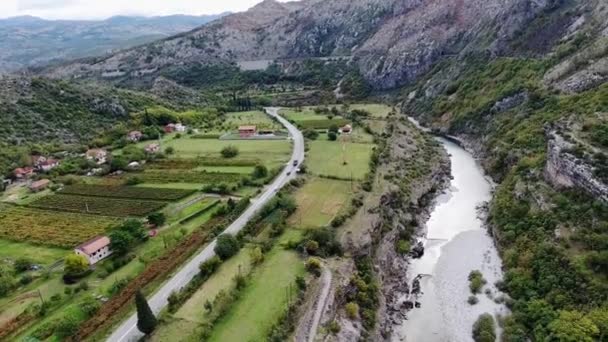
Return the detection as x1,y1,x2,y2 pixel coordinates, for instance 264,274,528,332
0,0,288,20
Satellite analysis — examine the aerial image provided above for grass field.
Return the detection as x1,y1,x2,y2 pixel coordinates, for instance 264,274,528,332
281,109,331,122
307,140,375,180
224,111,282,130
163,138,291,168
139,170,244,185
206,247,305,342
29,194,166,217
350,103,393,118
0,204,120,247
0,239,67,265
289,178,353,228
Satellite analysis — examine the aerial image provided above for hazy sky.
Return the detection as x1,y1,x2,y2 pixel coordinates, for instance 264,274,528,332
0,0,288,20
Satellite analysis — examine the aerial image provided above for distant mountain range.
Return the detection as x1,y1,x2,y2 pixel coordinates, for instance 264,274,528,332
0,14,228,73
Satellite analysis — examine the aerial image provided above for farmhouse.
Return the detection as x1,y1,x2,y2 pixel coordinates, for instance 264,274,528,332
39,159,60,172
175,123,187,132
238,125,257,138
86,149,108,165
145,143,160,153
13,167,35,179
29,179,50,192
127,130,143,142
74,235,112,265
164,123,176,133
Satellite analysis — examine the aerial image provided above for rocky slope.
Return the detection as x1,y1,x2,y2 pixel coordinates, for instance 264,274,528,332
0,14,226,73
43,0,583,91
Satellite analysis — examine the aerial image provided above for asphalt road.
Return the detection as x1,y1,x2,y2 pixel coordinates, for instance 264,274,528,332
107,107,304,342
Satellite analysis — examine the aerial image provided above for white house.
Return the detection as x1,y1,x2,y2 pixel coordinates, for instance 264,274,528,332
74,236,112,265
86,149,108,165
174,123,187,132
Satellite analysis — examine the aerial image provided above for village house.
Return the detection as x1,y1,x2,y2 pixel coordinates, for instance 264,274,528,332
340,124,353,135
145,143,160,153
31,155,60,172
86,149,108,165
164,123,176,133
174,123,187,132
127,130,143,142
238,125,257,138
13,167,35,179
74,236,112,265
29,179,50,192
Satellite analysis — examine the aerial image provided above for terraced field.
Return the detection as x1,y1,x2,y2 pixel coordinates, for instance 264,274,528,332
0,204,120,247
139,170,244,185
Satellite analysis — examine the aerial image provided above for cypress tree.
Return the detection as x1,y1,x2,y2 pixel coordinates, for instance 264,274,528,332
135,290,157,334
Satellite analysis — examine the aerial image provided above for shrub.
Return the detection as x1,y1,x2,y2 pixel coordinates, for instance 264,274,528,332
221,146,239,158
468,296,479,305
472,313,496,342
303,129,319,140
165,146,175,155
252,164,269,179
305,257,322,276
199,256,222,277
14,257,33,273
328,131,338,141
468,270,486,294
345,302,359,320
214,234,240,260
55,314,80,338
64,254,89,277
147,212,166,227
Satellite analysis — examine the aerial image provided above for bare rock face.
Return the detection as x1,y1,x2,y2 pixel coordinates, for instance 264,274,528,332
545,130,608,202
43,0,567,91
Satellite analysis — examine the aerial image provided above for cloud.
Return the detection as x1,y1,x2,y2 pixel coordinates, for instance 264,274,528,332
2,0,287,20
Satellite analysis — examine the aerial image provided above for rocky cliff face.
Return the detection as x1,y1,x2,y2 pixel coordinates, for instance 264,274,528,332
545,130,608,202
43,0,578,90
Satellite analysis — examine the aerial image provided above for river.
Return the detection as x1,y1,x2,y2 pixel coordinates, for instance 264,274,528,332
394,137,509,342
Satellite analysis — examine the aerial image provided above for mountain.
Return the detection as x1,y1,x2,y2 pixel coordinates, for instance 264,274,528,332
0,13,228,73
43,0,607,91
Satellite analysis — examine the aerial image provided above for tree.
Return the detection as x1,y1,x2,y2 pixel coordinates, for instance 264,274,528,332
147,212,166,227
587,308,608,341
250,247,264,265
328,131,338,141
221,145,239,158
135,290,157,334
214,234,240,260
472,313,496,342
110,230,134,256
548,310,599,342
14,257,32,273
165,146,175,155
252,164,268,179
303,129,319,140
110,155,128,171
345,302,359,320
328,124,339,133
64,254,89,276
468,270,486,294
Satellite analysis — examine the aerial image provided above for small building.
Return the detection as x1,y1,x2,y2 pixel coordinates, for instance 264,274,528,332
74,236,112,265
127,161,141,169
145,143,160,154
39,159,60,172
86,149,108,165
13,167,35,179
127,131,143,142
238,125,257,138
30,179,50,192
164,123,176,133
31,155,47,166
340,124,353,135
174,123,187,132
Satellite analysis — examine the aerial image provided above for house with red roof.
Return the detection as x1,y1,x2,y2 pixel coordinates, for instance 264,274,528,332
74,236,112,265
13,167,35,179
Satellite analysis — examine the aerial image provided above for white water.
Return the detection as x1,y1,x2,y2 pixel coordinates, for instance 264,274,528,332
394,138,508,342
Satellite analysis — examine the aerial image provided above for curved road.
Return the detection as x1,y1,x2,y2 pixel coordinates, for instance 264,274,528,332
107,107,304,342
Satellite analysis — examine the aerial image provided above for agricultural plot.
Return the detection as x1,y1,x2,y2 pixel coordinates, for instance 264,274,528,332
224,111,282,130
289,178,353,228
307,140,375,180
0,239,67,265
0,205,119,247
29,194,165,217
206,248,305,342
350,103,393,118
150,157,260,169
59,184,194,201
139,170,244,185
298,118,350,130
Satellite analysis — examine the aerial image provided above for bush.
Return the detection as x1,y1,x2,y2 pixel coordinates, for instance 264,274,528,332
221,146,239,158
214,234,240,260
468,270,486,294
199,256,222,277
165,146,175,155
305,257,322,276
303,129,319,140
472,313,496,342
55,314,80,338
345,302,359,320
14,257,33,273
468,295,479,305
252,164,269,179
64,254,89,277
328,131,338,141
147,212,166,227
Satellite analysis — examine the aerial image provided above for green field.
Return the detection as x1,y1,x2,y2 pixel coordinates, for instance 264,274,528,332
206,247,305,342
163,138,291,168
289,178,353,228
224,111,282,130
0,239,67,265
139,170,244,185
307,140,375,180
350,103,393,118
281,109,331,122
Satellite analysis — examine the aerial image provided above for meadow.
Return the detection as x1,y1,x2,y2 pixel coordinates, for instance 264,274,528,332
307,140,375,180
223,111,282,130
289,178,353,228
